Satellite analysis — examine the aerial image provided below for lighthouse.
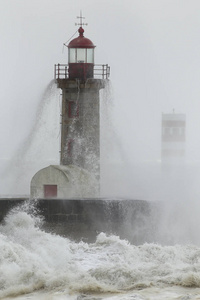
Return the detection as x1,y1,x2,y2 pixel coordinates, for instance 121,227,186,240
30,15,110,199
161,112,186,163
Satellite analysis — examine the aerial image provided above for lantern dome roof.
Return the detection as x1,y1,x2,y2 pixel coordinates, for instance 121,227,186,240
68,27,95,49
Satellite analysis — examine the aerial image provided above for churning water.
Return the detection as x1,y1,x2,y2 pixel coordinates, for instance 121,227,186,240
1,202,200,300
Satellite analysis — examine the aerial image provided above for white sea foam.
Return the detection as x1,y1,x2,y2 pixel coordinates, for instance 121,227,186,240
1,204,200,299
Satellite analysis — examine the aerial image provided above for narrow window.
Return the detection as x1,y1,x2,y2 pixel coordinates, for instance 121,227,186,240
67,139,74,156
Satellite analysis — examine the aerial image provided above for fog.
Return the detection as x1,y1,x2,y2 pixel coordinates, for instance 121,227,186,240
1,0,200,201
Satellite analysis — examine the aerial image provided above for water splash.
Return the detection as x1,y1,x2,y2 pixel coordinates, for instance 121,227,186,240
100,81,143,198
1,205,200,299
0,80,60,195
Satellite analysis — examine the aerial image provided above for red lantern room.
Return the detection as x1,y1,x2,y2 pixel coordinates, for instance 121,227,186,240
68,26,95,81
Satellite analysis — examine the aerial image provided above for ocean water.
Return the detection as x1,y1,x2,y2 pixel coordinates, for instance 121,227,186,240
1,203,200,299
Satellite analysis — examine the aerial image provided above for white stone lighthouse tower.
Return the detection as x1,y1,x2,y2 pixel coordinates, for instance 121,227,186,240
30,15,110,199
55,16,110,176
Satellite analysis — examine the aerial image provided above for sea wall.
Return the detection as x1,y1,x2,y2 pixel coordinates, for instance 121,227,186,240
0,198,160,244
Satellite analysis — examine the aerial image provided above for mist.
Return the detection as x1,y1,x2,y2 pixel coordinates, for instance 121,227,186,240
1,0,200,210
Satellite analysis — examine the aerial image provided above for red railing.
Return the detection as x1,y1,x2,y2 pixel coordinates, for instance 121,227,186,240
54,64,110,80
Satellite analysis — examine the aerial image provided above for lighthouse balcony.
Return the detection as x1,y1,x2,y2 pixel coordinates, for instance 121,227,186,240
54,64,110,81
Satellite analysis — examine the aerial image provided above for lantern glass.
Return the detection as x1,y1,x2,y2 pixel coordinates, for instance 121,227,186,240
69,48,76,63
87,49,94,63
69,48,94,63
77,48,86,63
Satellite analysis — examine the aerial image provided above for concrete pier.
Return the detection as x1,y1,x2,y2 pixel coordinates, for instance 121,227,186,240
0,198,160,244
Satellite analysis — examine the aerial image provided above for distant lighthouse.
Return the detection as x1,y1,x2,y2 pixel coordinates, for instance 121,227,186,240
30,14,110,199
161,112,186,163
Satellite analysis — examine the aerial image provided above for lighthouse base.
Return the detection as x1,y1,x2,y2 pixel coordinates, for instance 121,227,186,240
30,165,99,199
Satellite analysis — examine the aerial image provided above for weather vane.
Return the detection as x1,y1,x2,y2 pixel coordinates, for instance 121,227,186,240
75,11,88,27
63,11,88,49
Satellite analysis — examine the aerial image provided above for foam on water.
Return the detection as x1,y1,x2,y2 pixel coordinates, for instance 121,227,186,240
1,203,200,299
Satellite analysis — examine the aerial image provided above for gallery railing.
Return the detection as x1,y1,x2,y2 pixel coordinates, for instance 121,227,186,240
54,64,110,80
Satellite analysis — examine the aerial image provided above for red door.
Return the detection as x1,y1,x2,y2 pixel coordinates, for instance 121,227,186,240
44,185,57,198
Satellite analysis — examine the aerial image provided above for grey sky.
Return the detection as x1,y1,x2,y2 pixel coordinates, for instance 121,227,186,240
1,0,200,196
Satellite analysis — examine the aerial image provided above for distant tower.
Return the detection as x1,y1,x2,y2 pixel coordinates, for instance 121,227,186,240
30,14,110,199
161,112,186,162
55,14,110,178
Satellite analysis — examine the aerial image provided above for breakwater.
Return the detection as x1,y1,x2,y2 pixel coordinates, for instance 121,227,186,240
0,198,160,244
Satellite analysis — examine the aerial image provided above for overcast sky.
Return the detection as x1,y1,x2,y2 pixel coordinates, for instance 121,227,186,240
1,0,200,196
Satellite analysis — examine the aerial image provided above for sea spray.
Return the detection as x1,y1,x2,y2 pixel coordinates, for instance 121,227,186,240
100,80,136,198
1,80,60,195
100,80,148,199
